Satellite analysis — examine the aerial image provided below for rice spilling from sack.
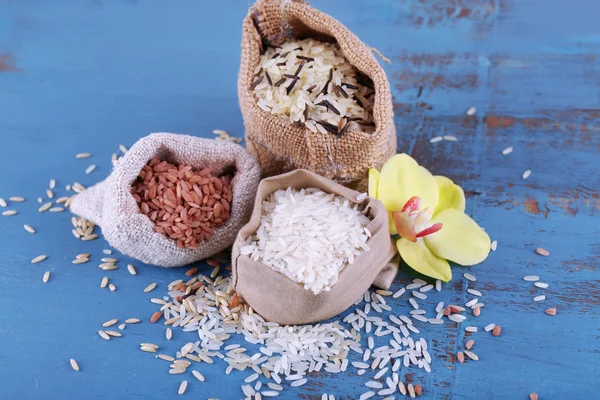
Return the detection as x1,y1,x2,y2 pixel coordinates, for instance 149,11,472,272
252,39,375,135
240,187,371,294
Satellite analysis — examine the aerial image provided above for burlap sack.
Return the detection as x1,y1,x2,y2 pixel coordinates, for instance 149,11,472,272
238,0,397,190
231,169,398,325
71,133,261,267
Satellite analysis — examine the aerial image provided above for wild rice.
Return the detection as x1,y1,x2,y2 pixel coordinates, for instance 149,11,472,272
24,224,35,233
31,255,47,264
42,271,50,283
254,39,374,133
2,210,17,216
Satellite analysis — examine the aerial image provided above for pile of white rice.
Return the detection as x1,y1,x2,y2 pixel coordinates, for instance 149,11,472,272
252,39,375,135
240,187,371,294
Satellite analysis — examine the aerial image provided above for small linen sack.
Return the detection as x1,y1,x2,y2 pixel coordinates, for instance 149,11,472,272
231,169,399,325
71,133,261,267
238,0,397,190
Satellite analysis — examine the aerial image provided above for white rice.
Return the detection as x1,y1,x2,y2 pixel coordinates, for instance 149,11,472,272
524,275,539,282
241,187,370,294
252,39,375,134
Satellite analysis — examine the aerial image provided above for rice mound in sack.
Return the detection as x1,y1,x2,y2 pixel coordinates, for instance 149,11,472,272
71,132,261,267
232,169,399,325
238,0,396,190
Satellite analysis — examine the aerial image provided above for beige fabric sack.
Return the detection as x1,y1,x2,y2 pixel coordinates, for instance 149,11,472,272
231,169,398,325
238,0,397,190
71,133,261,267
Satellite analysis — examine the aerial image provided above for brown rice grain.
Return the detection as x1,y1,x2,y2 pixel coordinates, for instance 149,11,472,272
457,352,465,363
465,339,475,350
545,308,557,316
150,311,162,323
414,384,422,396
492,325,502,336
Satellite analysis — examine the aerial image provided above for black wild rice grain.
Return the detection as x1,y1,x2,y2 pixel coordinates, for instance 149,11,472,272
276,62,287,66
271,53,280,59
250,76,264,90
294,60,306,76
265,71,273,86
286,78,299,95
318,69,334,96
274,77,286,87
342,82,359,90
317,120,340,135
323,100,340,115
353,94,365,108
337,85,349,99
306,84,317,93
284,73,298,79
296,55,315,61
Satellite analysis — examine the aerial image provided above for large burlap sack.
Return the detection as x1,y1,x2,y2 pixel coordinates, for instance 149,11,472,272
71,133,261,267
231,169,399,325
238,0,397,190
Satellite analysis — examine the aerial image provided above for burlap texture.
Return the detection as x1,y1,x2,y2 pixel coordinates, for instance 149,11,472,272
71,133,261,267
232,169,399,325
238,0,397,190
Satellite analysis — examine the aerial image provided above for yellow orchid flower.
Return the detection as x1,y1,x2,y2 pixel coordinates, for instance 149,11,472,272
369,154,491,282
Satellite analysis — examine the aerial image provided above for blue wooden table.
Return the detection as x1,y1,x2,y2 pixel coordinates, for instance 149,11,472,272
1,1,598,399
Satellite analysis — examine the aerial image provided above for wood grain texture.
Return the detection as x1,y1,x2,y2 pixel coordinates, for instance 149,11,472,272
0,0,598,399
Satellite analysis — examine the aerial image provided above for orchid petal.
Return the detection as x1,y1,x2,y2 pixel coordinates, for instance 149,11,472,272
368,168,380,199
424,209,491,266
434,175,465,214
378,154,439,217
416,222,443,238
392,211,417,242
397,238,452,282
